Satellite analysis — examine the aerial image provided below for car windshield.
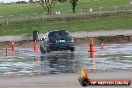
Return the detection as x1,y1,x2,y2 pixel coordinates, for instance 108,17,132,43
49,31,69,38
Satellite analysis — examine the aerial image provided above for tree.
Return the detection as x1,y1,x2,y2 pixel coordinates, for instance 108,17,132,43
70,0,78,13
29,0,34,3
37,0,58,15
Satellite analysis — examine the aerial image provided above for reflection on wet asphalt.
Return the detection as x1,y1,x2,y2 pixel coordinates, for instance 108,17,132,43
0,43,132,77
40,53,77,74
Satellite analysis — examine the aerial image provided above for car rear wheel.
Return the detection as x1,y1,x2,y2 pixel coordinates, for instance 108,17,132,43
40,45,46,54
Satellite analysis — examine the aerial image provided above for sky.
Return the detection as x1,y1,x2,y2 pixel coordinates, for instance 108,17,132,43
0,0,29,3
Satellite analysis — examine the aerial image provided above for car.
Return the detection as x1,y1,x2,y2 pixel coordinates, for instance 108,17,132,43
40,30,75,53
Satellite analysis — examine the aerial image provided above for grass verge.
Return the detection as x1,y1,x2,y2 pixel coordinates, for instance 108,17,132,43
0,12,132,36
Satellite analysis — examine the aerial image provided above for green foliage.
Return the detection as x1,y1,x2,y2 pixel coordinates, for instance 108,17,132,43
37,0,58,15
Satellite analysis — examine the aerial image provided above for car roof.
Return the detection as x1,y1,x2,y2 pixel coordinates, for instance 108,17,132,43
49,30,67,33
45,30,69,36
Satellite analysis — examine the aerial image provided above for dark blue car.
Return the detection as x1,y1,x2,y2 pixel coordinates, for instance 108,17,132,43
40,30,75,53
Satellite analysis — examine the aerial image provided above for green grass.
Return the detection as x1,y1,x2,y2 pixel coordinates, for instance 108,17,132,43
77,0,131,8
0,0,132,36
0,0,131,17
0,12,131,36
0,4,43,17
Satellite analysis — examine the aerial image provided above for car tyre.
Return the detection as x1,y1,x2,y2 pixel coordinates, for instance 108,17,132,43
40,45,46,54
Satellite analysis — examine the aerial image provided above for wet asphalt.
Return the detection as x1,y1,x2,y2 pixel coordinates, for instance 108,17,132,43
0,43,132,77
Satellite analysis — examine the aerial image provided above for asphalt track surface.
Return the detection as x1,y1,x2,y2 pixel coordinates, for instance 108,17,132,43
0,71,132,88
0,43,132,88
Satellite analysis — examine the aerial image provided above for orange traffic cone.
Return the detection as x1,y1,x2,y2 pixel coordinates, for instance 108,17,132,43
88,39,96,52
88,39,96,58
34,40,39,53
6,43,8,56
34,40,37,52
12,41,15,55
